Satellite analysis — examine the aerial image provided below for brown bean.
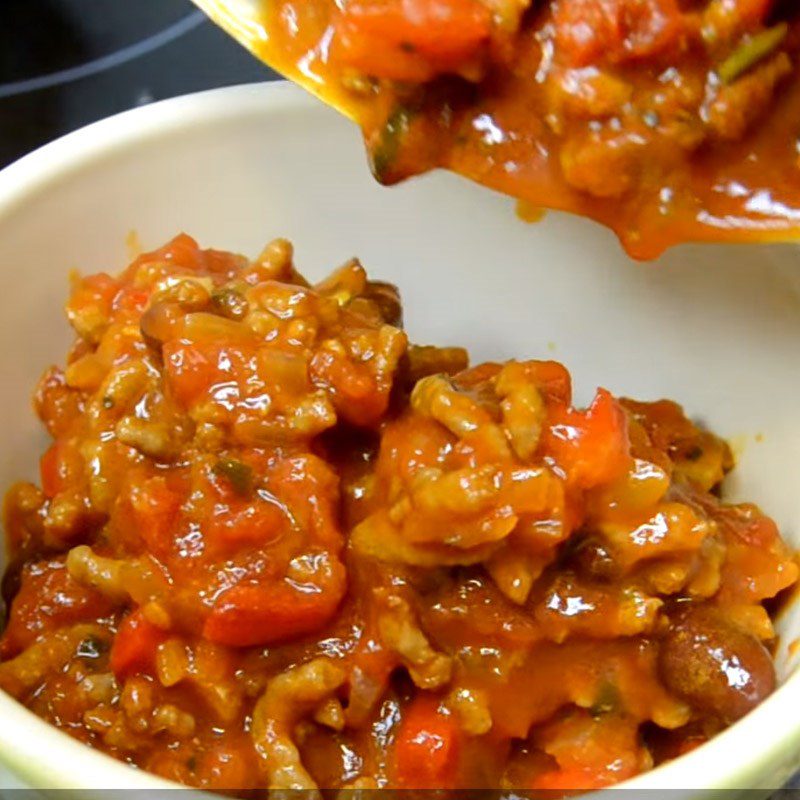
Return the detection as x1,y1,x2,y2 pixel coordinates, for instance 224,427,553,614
210,287,249,320
363,281,402,327
139,301,184,351
658,604,775,723
568,535,623,582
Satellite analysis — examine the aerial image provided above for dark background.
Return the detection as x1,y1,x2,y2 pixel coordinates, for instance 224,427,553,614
0,0,279,167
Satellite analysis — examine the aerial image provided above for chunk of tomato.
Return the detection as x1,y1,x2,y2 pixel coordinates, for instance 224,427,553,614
110,609,168,680
554,0,683,66
0,560,114,658
543,388,631,489
725,0,772,27
394,695,462,789
163,340,257,410
128,476,182,557
333,0,491,81
530,766,609,791
39,439,82,498
203,557,346,647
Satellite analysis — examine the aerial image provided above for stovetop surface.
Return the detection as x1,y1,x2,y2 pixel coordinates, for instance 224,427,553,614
1,0,278,167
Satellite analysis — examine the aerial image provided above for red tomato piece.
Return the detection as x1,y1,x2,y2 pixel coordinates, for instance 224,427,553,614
0,560,114,658
526,360,573,404
554,0,683,66
310,348,386,426
203,557,346,646
544,388,631,489
716,503,781,549
71,272,120,310
128,477,182,557
394,695,462,789
208,501,288,550
39,439,81,498
267,454,343,551
531,766,608,791
163,341,222,409
146,233,205,272
160,233,203,268
114,285,151,313
64,272,120,337
110,609,169,680
731,0,772,26
196,738,261,791
163,341,257,410
333,0,491,81
126,234,243,281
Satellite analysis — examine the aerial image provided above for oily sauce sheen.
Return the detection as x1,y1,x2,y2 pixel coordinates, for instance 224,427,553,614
252,0,800,258
0,235,797,794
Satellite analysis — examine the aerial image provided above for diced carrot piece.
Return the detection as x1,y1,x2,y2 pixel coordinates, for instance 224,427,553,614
110,609,168,679
394,695,462,789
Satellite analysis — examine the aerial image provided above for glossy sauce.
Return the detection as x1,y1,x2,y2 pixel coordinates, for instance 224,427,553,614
0,235,797,794
241,0,800,258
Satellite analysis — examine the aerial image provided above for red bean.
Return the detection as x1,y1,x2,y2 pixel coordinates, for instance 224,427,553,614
658,604,775,723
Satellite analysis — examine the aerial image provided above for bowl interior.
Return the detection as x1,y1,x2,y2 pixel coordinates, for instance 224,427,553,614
1,82,800,791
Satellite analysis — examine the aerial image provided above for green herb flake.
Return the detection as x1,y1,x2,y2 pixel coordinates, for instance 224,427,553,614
213,458,254,497
685,445,704,462
590,681,620,717
76,636,108,660
211,287,248,320
370,105,416,184
718,23,788,85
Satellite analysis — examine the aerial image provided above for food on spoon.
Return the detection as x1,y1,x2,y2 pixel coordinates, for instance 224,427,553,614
1,234,796,792
204,0,800,258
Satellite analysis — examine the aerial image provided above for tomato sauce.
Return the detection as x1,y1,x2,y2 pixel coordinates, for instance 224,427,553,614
240,0,800,258
0,234,796,793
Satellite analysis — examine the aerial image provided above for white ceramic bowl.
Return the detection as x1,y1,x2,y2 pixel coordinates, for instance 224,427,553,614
1,81,800,794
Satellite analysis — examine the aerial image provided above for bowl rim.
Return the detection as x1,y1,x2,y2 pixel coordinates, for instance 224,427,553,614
0,80,798,793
